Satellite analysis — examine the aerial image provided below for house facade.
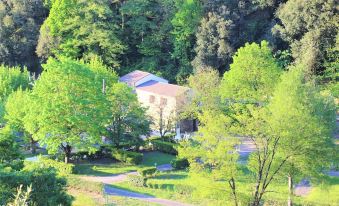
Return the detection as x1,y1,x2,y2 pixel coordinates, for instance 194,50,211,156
120,70,195,138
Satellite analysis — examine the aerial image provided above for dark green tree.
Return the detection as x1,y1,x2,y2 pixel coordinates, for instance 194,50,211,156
0,0,47,72
120,0,177,81
273,0,338,76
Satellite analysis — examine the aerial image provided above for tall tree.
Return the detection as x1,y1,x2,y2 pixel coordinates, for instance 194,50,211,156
219,41,283,205
171,0,202,82
192,12,234,73
5,89,37,154
273,0,338,76
266,66,336,206
0,0,47,72
107,82,150,148
37,0,125,69
120,0,177,81
24,58,114,163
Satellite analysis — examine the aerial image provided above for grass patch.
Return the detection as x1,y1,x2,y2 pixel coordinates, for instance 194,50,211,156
142,151,176,166
304,176,339,205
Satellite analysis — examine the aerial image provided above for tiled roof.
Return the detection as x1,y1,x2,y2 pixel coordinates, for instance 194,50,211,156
136,80,189,97
119,70,151,86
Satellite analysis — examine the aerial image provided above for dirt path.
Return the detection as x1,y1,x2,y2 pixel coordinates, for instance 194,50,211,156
80,172,137,184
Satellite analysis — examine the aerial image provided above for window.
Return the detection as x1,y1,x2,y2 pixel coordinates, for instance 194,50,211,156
149,95,155,103
160,97,167,106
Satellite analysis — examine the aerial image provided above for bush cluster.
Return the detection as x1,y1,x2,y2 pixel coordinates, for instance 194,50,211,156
0,167,71,206
111,149,143,165
138,167,157,177
127,174,146,187
171,158,189,170
151,140,178,155
24,157,74,176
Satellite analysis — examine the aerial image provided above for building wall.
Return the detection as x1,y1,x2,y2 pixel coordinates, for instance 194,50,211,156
135,89,179,132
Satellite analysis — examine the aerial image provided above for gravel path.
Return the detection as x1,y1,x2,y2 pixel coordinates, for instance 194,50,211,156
80,171,138,184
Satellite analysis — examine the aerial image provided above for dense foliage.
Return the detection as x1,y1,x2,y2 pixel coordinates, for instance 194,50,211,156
0,0,337,205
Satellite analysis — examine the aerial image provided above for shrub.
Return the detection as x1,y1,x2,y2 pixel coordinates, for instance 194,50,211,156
71,146,111,161
0,168,71,206
24,157,74,176
111,149,143,165
127,174,146,187
138,167,157,177
151,140,178,155
171,158,189,170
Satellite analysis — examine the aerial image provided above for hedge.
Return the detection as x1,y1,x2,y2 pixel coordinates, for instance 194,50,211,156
171,158,189,170
111,149,143,165
24,157,74,176
127,174,146,187
138,167,157,177
151,140,178,155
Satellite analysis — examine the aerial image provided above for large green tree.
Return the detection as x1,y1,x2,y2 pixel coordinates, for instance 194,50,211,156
24,58,114,163
0,0,46,72
265,66,336,205
220,41,282,103
219,41,282,205
37,0,125,69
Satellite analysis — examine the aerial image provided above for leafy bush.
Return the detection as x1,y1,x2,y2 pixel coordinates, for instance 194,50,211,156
127,174,146,187
171,158,189,170
138,167,157,177
151,140,178,155
111,149,143,165
24,157,74,176
71,146,111,161
0,168,71,206
148,133,176,143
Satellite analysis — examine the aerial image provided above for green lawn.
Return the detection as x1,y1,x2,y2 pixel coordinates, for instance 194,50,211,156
142,151,176,166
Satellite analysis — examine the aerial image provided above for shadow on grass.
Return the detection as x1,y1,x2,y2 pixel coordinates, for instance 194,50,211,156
105,184,156,198
74,163,137,177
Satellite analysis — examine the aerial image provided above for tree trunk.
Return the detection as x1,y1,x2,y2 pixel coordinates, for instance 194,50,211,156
288,174,293,206
229,177,238,206
30,137,36,155
63,144,72,164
